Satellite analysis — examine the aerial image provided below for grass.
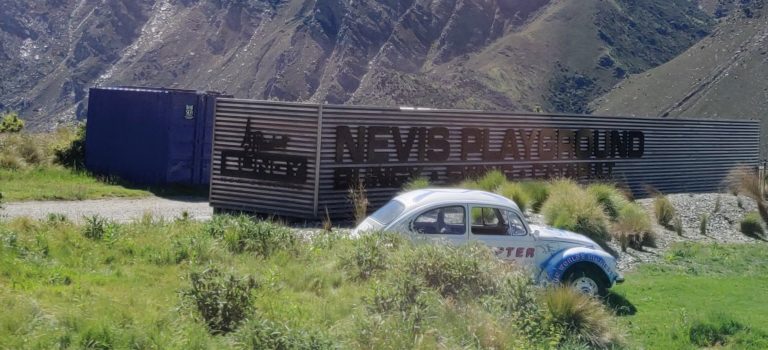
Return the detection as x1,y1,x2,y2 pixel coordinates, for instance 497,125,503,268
0,167,149,201
0,215,621,349
654,195,676,228
541,179,610,242
613,242,768,349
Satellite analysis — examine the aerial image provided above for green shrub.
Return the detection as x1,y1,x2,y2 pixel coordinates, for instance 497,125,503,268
54,124,86,169
82,215,112,240
235,318,335,350
0,112,24,133
688,313,745,347
398,242,505,298
520,181,550,213
184,268,258,334
740,212,765,239
543,287,623,349
654,196,676,228
476,170,507,192
498,182,531,213
207,215,296,257
587,183,629,221
700,214,709,236
541,180,610,242
341,231,404,280
402,176,430,192
613,202,654,251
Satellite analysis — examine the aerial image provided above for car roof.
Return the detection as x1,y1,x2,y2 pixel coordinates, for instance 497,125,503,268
392,188,521,212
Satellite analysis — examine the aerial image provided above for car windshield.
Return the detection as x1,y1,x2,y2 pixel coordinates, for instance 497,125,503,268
369,200,405,225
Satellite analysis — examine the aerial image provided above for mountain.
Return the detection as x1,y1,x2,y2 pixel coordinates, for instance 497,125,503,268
0,0,715,129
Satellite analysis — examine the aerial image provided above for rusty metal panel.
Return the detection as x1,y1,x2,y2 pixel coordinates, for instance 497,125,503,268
210,99,760,219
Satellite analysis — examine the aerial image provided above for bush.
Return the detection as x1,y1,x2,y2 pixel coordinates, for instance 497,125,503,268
520,181,550,213
0,112,24,133
54,124,86,169
82,215,112,240
541,180,610,242
184,268,258,334
543,287,623,349
398,242,506,298
612,203,654,251
235,318,334,350
498,182,531,213
402,176,430,192
740,212,765,239
688,313,745,347
476,170,507,192
341,232,404,280
209,216,296,257
654,196,676,228
587,183,629,221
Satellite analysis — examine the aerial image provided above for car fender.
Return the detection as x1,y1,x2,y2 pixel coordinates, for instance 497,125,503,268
537,246,619,285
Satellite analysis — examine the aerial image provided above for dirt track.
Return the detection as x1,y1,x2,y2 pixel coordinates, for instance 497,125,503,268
0,197,212,223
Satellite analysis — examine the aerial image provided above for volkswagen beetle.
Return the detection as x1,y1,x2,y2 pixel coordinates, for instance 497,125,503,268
352,188,624,296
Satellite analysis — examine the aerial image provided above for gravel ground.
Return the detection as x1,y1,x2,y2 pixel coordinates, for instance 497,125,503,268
0,197,213,223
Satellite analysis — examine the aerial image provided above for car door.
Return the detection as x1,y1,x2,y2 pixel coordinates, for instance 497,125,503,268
468,205,538,265
405,204,468,245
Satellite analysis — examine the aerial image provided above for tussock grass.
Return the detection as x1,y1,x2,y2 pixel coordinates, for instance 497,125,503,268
402,176,430,192
544,287,623,349
348,179,369,225
653,195,676,228
613,202,654,252
740,212,765,239
541,179,610,242
588,183,629,220
727,167,768,225
520,180,550,213
497,182,531,213
476,170,507,192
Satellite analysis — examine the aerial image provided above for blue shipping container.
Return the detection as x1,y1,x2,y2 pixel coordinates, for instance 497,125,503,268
85,87,224,185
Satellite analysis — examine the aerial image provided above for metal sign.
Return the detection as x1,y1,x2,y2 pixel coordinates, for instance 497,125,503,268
209,99,760,219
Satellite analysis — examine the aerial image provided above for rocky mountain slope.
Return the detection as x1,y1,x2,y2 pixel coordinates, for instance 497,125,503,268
0,0,716,129
592,1,768,152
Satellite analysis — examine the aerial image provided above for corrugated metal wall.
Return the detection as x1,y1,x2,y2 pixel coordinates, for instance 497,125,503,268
210,99,760,219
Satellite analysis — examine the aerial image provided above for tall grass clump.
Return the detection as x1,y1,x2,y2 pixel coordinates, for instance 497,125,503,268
402,176,430,192
688,313,745,347
340,231,404,280
498,182,531,213
727,167,768,225
543,287,623,349
587,183,629,220
613,202,654,252
235,318,334,349
673,216,684,236
476,170,507,192
206,215,296,257
349,179,369,225
654,195,676,228
82,215,113,240
699,214,709,236
740,212,765,239
520,181,550,213
184,268,258,334
541,180,610,242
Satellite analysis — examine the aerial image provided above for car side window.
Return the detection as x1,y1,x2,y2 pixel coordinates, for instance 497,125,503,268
506,211,528,236
471,207,509,235
412,206,466,235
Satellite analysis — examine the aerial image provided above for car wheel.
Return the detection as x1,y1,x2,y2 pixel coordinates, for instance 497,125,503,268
564,266,608,297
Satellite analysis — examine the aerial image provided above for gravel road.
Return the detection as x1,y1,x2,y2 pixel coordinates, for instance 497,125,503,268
0,197,213,223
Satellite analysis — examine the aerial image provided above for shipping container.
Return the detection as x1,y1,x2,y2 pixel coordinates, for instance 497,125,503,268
210,99,761,219
85,87,225,185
